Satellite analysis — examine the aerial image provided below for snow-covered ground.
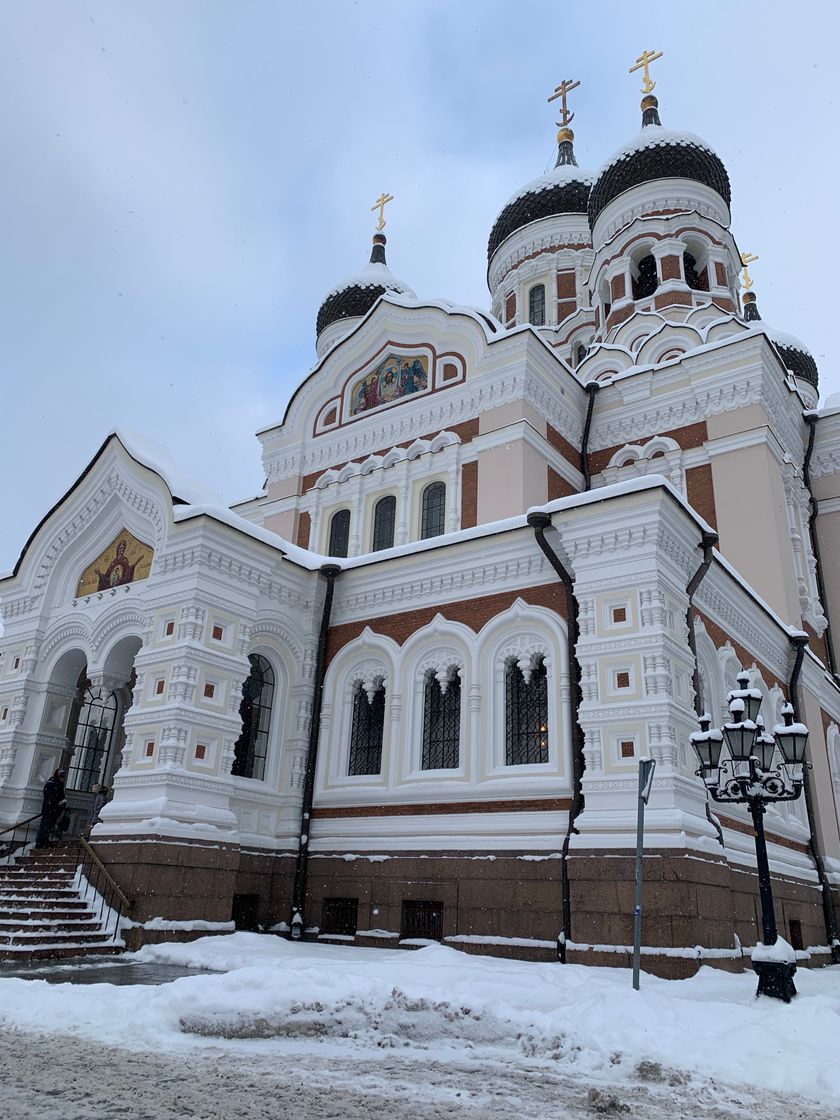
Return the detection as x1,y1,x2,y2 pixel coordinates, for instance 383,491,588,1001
1,934,838,1118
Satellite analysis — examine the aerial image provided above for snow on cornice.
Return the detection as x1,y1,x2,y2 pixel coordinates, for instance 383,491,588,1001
114,427,222,507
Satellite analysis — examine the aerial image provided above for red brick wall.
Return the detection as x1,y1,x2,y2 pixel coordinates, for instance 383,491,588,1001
685,464,718,531
296,511,311,549
461,461,478,529
660,255,682,281
546,423,583,472
557,271,576,299
588,421,708,476
548,466,575,500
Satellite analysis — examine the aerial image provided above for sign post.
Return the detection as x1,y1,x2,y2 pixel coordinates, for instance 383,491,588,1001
632,757,657,991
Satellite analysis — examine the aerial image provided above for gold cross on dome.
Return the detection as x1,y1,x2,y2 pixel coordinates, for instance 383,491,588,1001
629,49,664,94
548,78,580,127
371,192,394,232
740,251,759,290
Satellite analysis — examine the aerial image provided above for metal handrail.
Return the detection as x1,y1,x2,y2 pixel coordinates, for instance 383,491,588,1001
78,836,132,912
0,813,41,839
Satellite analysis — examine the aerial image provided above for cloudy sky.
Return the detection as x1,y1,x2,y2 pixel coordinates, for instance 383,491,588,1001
1,1,838,572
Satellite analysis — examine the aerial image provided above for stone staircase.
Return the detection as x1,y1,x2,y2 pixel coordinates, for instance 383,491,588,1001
0,844,121,959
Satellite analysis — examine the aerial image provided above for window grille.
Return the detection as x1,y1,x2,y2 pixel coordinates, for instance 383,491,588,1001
372,495,396,551
633,255,658,299
66,685,118,792
348,680,385,775
322,897,359,936
401,899,444,941
328,508,351,557
232,654,274,781
420,481,446,540
421,669,460,770
529,284,546,326
505,655,549,765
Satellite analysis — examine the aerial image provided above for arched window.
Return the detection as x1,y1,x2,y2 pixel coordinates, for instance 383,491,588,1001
232,654,274,781
529,284,546,326
328,508,351,557
420,481,446,540
372,495,396,551
66,684,118,792
633,255,658,299
421,669,461,770
505,655,548,765
575,342,587,367
683,251,707,292
348,680,385,775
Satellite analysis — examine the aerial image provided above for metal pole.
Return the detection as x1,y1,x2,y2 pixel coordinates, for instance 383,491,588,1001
632,758,656,990
749,796,778,946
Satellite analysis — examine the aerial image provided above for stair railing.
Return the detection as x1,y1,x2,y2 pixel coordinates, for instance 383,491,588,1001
0,814,41,866
77,836,133,941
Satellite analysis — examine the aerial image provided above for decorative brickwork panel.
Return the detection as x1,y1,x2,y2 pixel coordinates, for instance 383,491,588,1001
461,461,478,529
296,511,311,549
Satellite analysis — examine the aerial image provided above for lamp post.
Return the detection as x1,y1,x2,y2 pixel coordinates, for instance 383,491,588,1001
689,672,809,1002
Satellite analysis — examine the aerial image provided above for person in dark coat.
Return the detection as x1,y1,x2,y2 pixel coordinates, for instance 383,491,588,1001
34,769,67,848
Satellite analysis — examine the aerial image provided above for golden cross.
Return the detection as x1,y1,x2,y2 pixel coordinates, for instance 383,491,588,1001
740,251,759,291
548,78,580,127
371,192,394,232
629,49,664,94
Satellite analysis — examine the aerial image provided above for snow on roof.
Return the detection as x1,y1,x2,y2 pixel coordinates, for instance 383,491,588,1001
172,502,329,571
115,427,222,507
502,163,594,209
320,260,415,304
761,323,813,356
596,126,717,178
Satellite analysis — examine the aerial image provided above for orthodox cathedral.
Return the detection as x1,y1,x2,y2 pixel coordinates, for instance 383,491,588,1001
2,57,840,975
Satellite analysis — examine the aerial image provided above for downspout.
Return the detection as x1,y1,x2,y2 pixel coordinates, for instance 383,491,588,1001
684,531,724,846
581,382,599,492
527,510,585,962
802,413,838,679
290,562,341,938
787,633,840,961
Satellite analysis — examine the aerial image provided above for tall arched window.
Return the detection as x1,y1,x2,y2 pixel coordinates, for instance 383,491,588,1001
421,669,461,770
328,508,351,557
348,680,385,776
633,254,658,299
233,654,275,781
420,481,446,540
529,284,546,326
683,251,707,292
372,495,396,551
505,655,548,765
66,684,118,792
575,342,587,367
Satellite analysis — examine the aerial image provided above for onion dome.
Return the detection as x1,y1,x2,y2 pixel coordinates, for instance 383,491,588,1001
588,95,731,230
316,233,414,351
487,127,593,261
742,291,819,392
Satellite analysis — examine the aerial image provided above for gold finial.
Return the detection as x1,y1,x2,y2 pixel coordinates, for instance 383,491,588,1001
371,192,394,232
740,251,759,291
548,78,580,129
629,49,664,94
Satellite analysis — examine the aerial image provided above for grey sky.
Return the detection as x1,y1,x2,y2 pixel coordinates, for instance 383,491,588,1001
2,1,837,572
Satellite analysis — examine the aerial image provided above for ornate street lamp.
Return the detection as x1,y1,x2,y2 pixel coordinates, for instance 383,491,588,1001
690,672,808,1002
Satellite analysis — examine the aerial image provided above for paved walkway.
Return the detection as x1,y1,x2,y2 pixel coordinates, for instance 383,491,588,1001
0,956,208,986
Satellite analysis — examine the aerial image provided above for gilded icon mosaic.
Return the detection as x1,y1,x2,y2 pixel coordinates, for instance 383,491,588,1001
349,352,429,416
76,529,153,596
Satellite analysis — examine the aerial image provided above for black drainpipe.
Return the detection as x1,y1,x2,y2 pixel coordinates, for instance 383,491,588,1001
290,562,341,938
787,633,840,961
684,530,723,846
802,413,838,679
527,510,585,962
581,382,599,492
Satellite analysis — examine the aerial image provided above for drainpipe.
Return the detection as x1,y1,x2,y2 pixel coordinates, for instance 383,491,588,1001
787,632,840,961
581,382,599,492
684,530,723,846
290,562,341,938
527,510,585,962
802,413,838,679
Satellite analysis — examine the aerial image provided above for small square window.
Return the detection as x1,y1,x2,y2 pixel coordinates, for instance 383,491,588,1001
620,740,635,759
155,678,165,696
195,743,207,761
144,740,155,758
211,624,224,642
203,682,216,699
611,606,627,624
615,671,631,690
164,620,175,637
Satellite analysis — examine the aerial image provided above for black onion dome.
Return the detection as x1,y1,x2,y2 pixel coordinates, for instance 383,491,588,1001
488,129,593,262
742,293,819,390
588,96,730,229
316,234,415,337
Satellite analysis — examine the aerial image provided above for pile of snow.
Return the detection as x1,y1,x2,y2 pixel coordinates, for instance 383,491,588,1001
0,935,838,1104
